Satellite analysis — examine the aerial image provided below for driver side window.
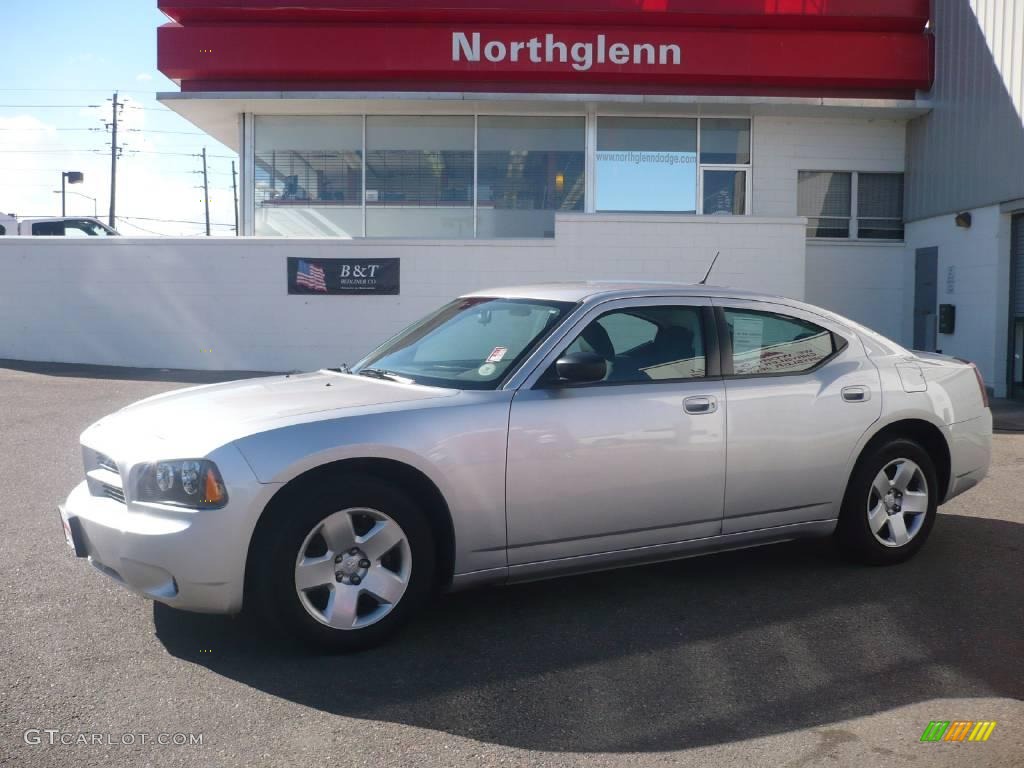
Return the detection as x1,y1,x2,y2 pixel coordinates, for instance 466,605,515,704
552,305,706,384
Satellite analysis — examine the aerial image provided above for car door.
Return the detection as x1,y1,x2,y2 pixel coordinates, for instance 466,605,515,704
505,297,726,566
713,299,882,534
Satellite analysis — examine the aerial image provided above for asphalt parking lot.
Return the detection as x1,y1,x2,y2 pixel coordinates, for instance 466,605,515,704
1,362,1021,768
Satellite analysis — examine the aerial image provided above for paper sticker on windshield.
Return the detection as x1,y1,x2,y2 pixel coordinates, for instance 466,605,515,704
478,363,497,377
486,347,508,363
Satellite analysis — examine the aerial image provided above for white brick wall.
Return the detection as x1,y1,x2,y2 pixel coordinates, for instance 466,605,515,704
752,116,911,343
904,204,1013,397
753,116,907,218
0,214,805,372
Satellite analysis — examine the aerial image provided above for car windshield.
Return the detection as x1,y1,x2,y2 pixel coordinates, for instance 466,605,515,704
354,297,574,390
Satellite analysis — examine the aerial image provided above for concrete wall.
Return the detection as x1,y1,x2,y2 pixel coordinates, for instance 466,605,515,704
0,214,805,372
904,204,1013,396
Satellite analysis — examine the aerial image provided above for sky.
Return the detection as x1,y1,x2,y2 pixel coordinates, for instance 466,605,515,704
0,0,237,236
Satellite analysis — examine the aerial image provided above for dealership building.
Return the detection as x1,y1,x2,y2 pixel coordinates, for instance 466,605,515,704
149,0,1024,396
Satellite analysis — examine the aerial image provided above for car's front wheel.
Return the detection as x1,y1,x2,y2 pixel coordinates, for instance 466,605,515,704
252,476,436,651
836,438,938,565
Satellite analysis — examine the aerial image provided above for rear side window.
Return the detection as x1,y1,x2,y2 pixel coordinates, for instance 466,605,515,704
724,309,835,376
0,224,5,235
31,221,65,236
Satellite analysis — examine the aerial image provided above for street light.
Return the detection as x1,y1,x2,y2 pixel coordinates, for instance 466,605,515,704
60,171,84,217
53,189,98,218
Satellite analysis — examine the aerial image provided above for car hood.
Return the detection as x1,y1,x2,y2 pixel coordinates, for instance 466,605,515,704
81,371,458,457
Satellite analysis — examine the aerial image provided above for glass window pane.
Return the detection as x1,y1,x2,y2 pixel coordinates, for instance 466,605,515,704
857,173,904,240
799,171,851,238
477,116,585,238
700,118,751,164
858,173,904,218
596,117,697,213
857,218,905,240
366,116,474,238
806,218,851,239
255,116,364,237
560,306,706,383
703,170,746,215
725,309,835,376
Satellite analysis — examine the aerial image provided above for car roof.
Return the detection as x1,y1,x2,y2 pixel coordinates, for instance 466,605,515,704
460,281,786,304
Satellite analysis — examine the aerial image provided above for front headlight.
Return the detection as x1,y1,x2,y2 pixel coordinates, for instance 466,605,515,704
137,459,228,509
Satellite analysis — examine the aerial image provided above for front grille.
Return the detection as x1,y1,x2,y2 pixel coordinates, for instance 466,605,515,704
95,452,118,473
101,484,126,504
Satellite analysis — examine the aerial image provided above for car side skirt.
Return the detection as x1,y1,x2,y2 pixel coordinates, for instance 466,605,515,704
447,519,837,591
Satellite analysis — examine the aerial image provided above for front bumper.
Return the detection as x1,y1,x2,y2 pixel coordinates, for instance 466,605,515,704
58,443,277,614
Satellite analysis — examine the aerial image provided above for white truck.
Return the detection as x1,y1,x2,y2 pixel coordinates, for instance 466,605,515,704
0,215,119,236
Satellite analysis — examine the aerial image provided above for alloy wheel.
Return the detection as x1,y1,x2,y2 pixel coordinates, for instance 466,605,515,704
294,507,412,630
866,458,929,548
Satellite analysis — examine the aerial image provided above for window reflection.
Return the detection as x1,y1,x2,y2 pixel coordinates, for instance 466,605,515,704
700,119,751,164
703,170,747,215
477,116,585,238
255,116,363,237
597,117,697,213
366,116,474,238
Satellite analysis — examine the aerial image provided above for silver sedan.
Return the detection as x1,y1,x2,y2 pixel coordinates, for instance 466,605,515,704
58,283,993,650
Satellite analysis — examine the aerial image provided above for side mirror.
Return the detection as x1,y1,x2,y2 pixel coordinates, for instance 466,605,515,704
555,351,607,384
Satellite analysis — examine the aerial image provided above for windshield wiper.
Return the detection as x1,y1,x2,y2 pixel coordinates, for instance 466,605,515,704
357,368,415,384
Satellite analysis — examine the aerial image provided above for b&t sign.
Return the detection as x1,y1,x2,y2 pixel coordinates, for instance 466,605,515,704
287,257,400,295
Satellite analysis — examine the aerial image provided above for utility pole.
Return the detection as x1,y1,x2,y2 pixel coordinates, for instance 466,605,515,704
231,160,239,236
108,92,120,229
201,147,211,237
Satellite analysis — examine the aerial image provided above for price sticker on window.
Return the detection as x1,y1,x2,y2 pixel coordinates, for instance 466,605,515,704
486,347,508,363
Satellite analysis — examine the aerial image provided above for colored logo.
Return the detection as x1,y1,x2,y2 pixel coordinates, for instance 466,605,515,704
920,721,997,742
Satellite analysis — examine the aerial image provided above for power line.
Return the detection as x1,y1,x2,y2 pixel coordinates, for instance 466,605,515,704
119,215,235,227
0,88,162,94
116,218,177,236
0,104,101,109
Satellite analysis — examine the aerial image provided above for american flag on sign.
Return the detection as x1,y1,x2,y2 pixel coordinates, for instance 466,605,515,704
295,259,327,293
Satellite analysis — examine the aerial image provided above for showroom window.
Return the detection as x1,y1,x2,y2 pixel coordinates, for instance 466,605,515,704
596,118,697,213
799,171,904,241
250,114,753,236
596,117,750,215
365,116,475,238
723,309,836,376
699,118,750,215
254,116,364,237
477,116,585,238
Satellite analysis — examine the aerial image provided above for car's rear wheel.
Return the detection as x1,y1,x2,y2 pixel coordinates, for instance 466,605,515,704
836,438,938,565
252,476,435,652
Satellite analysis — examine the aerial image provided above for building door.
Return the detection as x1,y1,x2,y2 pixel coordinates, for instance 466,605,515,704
1011,216,1024,400
914,247,939,352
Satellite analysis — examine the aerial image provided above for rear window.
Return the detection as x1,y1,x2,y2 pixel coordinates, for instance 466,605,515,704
724,309,836,375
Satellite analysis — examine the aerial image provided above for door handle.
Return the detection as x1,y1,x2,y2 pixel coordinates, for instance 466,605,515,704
841,386,871,403
684,395,718,415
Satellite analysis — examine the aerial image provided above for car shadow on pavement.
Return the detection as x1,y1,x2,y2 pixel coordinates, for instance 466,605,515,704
154,513,1023,753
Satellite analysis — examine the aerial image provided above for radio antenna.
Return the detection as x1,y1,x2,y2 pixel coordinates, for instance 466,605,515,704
699,252,721,285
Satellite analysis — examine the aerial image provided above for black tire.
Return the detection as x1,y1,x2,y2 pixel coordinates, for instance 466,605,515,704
250,475,436,652
836,438,939,566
